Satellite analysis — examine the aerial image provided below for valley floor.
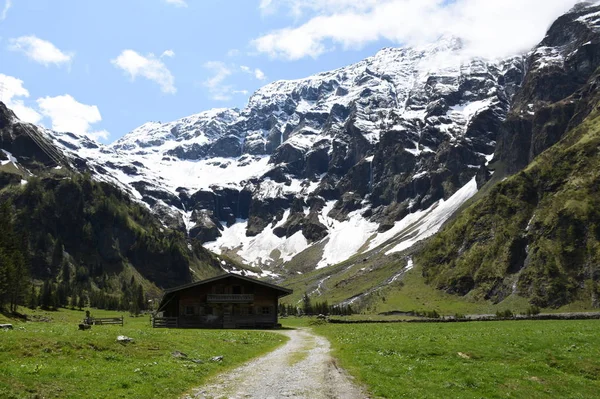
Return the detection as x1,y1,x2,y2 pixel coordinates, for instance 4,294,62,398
0,308,286,398
311,319,600,398
3,310,600,399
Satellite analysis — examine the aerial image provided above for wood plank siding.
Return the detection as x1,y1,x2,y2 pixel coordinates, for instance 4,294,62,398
154,274,292,329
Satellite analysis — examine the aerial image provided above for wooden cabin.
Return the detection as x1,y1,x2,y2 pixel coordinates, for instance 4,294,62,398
152,273,292,329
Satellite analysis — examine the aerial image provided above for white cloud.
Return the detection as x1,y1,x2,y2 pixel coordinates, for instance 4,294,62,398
253,0,580,60
37,94,109,141
227,49,241,57
260,0,378,17
0,74,108,140
203,61,234,101
240,65,267,80
254,68,266,80
164,0,187,7
161,49,175,58
8,35,74,67
1,0,11,21
0,73,42,124
111,50,176,94
203,62,267,100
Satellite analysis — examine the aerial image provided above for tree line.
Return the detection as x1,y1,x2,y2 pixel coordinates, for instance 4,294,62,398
278,293,355,317
0,201,29,313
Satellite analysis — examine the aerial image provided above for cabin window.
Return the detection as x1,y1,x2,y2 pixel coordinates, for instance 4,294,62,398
184,306,195,316
214,285,225,294
261,306,271,315
232,285,242,294
241,306,254,315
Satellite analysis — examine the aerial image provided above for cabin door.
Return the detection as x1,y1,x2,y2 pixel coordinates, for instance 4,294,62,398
223,304,234,328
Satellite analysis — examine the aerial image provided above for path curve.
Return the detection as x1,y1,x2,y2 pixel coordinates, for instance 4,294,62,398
184,328,368,399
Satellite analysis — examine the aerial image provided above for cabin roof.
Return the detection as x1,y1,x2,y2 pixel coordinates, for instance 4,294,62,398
163,273,293,297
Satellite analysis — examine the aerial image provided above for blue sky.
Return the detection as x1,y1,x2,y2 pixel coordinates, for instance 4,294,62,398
0,0,579,143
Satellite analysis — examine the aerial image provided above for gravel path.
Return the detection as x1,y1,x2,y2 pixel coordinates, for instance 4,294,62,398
184,328,368,399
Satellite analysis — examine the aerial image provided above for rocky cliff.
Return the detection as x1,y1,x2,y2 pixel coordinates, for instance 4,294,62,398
37,37,526,274
418,2,600,308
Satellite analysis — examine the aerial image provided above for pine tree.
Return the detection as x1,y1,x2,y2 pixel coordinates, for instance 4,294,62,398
70,288,78,309
28,284,37,310
40,280,54,310
60,261,71,296
302,293,312,316
136,285,145,313
78,291,86,310
51,241,64,272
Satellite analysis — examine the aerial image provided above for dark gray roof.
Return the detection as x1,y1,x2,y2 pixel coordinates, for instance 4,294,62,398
163,273,293,296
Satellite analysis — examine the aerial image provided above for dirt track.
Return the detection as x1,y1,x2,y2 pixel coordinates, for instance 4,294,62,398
184,328,367,399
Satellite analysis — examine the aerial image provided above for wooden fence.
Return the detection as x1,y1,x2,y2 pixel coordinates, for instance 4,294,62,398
152,316,178,328
92,316,124,326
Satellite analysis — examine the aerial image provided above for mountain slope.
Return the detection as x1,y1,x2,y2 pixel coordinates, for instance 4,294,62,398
42,37,525,274
419,92,600,308
416,4,600,308
0,103,233,299
271,3,600,311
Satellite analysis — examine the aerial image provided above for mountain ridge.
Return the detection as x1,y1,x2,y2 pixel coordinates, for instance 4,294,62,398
34,34,528,275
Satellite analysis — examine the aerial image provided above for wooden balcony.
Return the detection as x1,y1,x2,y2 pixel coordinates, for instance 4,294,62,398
206,294,254,303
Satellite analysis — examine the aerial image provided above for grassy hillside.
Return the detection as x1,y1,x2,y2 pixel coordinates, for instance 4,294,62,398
417,107,600,308
0,172,228,306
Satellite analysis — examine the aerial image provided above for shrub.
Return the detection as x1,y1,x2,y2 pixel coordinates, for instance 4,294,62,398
525,305,541,316
495,309,514,319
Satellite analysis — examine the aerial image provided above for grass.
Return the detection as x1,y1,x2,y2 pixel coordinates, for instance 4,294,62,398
0,307,287,399
371,265,533,316
311,320,600,398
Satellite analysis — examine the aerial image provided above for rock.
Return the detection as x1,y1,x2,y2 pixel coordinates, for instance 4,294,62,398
166,143,209,160
210,355,224,362
0,324,13,330
189,210,222,243
172,350,188,359
209,135,242,158
117,335,134,343
131,180,183,210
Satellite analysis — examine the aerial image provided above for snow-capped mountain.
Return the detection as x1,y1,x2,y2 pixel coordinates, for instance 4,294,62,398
17,3,598,276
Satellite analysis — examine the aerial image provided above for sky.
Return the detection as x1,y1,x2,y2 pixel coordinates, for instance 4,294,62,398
0,0,583,143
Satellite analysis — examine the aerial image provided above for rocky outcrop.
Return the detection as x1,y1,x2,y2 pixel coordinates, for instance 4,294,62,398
495,3,600,173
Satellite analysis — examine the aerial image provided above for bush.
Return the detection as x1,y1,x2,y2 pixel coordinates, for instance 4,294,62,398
424,310,440,319
525,305,541,316
495,309,514,319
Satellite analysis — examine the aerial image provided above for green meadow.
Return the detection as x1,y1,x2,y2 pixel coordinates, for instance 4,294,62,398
307,319,600,399
0,308,287,399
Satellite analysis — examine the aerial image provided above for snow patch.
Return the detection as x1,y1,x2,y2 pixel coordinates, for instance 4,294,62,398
1,150,18,166
204,210,311,267
316,204,378,269
369,177,478,255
